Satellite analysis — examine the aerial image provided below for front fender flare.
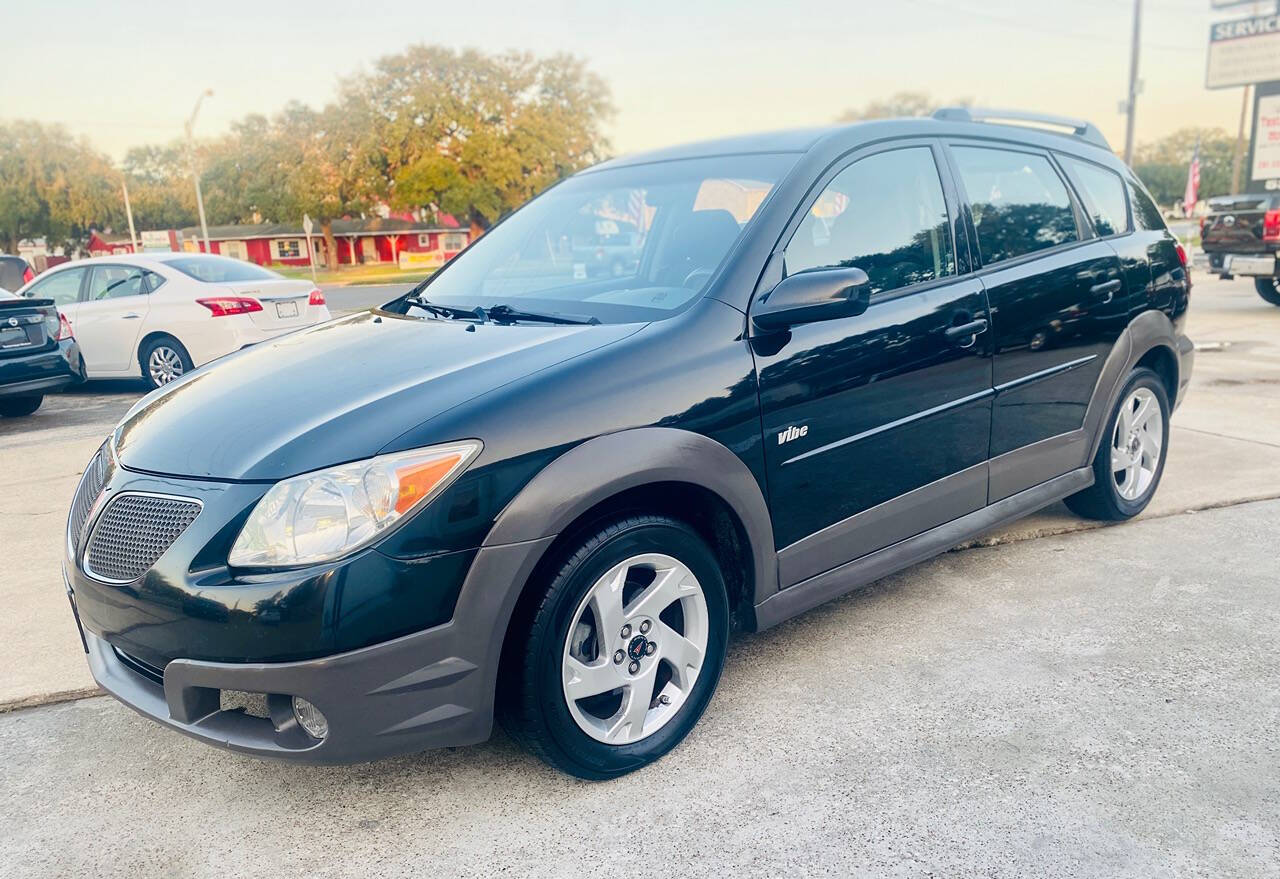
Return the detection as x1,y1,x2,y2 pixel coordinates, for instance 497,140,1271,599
484,427,778,607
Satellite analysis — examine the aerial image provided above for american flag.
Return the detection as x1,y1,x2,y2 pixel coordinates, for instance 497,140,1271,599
1183,141,1200,219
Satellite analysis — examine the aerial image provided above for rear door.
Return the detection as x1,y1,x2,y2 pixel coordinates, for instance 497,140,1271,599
947,143,1128,500
221,279,316,331
753,141,994,588
75,264,152,373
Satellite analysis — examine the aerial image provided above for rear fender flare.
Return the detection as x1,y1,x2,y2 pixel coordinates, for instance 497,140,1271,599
1083,309,1180,461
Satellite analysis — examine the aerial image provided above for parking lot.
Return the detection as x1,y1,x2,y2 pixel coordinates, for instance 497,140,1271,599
2,274,1279,876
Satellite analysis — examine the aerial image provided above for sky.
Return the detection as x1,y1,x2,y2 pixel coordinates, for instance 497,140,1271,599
0,0,1271,162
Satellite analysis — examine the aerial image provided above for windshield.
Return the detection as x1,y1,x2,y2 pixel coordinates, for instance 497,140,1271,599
411,153,795,324
163,256,283,283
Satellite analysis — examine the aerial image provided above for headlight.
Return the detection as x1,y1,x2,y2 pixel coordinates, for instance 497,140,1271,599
228,441,481,568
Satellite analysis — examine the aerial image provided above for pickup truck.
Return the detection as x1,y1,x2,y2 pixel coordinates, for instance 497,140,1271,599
1200,193,1280,306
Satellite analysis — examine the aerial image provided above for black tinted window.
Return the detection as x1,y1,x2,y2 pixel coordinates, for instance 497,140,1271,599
1062,157,1130,236
1126,177,1166,231
25,267,85,306
785,147,955,295
953,146,1078,264
88,265,147,300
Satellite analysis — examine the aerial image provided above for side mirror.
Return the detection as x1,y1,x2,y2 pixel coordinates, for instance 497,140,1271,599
750,267,871,333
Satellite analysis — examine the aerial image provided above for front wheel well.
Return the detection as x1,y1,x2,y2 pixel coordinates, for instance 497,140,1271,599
505,481,759,643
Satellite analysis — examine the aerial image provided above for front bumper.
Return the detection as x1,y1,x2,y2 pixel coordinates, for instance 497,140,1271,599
69,533,553,764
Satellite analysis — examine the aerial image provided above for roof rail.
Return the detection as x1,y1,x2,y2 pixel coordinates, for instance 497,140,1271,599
932,107,1112,151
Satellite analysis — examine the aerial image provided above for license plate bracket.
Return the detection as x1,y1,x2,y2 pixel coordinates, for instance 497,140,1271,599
275,300,299,319
0,326,31,348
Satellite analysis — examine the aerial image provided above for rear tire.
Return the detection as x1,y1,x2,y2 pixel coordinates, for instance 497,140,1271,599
499,514,729,779
140,335,193,390
0,395,43,417
1065,367,1170,521
1255,278,1280,307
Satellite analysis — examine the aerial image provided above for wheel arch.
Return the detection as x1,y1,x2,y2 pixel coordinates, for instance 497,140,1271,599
1083,309,1181,461
136,330,188,370
484,428,778,632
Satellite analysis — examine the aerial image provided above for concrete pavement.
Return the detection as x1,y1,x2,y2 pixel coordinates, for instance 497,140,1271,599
3,498,1277,877
2,274,1279,710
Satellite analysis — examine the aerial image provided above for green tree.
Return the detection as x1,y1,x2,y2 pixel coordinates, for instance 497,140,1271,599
1132,127,1239,207
837,91,970,122
0,121,120,254
358,45,613,235
122,143,198,231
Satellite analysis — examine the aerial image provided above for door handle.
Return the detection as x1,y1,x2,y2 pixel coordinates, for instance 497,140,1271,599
120,313,142,319
944,318,988,344
1089,279,1122,303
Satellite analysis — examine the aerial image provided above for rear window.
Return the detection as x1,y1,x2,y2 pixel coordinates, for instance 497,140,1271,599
1061,157,1130,237
163,256,281,283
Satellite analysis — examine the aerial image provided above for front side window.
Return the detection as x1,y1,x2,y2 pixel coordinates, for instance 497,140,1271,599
952,146,1079,265
415,153,795,324
785,147,955,295
26,267,86,305
163,256,282,283
88,265,147,300
1062,156,1130,237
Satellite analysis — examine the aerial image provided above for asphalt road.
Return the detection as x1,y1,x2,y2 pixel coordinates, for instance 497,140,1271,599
3,498,1278,878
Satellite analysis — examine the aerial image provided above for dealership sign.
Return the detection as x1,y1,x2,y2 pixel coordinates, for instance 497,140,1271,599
1206,14,1280,89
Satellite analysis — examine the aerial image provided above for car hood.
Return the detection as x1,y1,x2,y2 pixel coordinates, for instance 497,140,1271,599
115,311,642,481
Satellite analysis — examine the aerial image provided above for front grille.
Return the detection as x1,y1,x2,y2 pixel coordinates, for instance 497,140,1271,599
67,442,113,551
113,647,166,685
85,493,201,583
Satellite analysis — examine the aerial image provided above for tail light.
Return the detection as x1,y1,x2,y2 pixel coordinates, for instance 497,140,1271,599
1175,242,1189,268
1199,216,1208,236
1264,209,1280,242
23,266,34,284
308,288,325,306
55,312,73,341
196,296,263,317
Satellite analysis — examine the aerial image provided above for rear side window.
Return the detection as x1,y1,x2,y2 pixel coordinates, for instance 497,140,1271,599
785,146,955,295
88,265,147,300
1062,157,1130,237
1125,178,1166,231
25,267,85,306
952,146,1079,265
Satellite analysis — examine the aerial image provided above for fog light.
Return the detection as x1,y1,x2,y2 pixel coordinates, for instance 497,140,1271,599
291,696,329,740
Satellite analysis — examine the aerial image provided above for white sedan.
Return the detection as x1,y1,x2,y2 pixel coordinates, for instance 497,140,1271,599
18,254,331,388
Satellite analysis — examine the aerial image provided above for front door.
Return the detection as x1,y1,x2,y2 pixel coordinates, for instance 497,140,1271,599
752,143,994,588
75,264,151,374
947,144,1129,499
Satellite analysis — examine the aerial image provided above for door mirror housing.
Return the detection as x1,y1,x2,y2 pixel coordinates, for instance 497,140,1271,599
751,267,871,333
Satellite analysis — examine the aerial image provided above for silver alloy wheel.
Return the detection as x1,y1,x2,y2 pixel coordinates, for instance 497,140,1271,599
1111,386,1163,501
561,552,709,745
148,346,185,385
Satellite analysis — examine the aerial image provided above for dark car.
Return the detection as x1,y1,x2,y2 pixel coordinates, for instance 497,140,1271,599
1200,193,1280,305
0,288,86,417
0,255,35,292
64,108,1192,778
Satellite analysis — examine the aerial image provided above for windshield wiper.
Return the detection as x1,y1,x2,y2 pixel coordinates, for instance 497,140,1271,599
484,304,600,326
404,296,487,322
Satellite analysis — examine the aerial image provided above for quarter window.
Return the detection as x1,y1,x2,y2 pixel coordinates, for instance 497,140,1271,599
1062,156,1130,237
88,265,147,300
785,147,955,295
952,146,1079,265
25,267,85,306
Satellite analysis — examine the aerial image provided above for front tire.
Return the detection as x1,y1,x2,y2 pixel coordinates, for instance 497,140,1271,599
1065,366,1170,521
500,515,729,779
0,395,43,417
140,335,193,390
1255,278,1280,307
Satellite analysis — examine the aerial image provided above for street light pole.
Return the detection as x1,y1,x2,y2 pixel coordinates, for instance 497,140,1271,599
185,89,214,254
1122,0,1142,166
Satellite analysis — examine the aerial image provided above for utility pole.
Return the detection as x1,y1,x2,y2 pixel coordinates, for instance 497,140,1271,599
1230,84,1250,194
185,89,214,254
121,179,139,253
1122,0,1142,166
